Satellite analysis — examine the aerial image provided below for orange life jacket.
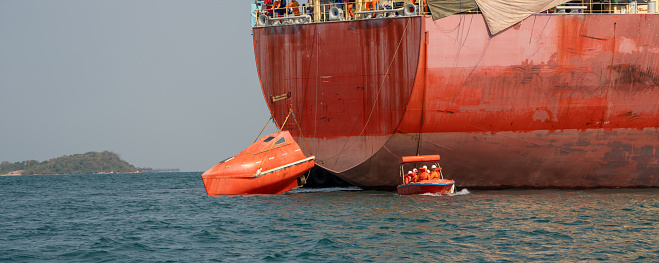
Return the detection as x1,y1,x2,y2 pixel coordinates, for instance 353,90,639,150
433,168,442,178
286,1,300,16
418,168,429,180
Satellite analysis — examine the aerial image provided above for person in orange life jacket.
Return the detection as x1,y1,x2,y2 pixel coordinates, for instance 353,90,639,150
344,0,355,20
365,0,378,10
430,165,441,179
412,168,419,182
365,0,378,17
418,165,430,181
428,165,437,179
404,171,414,184
411,0,430,13
287,0,300,16
432,165,442,179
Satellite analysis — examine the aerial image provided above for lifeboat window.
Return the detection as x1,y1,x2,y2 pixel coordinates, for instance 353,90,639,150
219,156,234,163
275,137,285,145
263,136,275,143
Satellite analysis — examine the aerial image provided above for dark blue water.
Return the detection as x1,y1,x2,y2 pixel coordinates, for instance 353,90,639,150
1,172,658,262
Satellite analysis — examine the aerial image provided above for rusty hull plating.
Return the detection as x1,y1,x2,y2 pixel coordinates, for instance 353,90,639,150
253,15,659,190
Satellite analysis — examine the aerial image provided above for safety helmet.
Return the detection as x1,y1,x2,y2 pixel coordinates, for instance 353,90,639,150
413,168,418,172
431,165,437,169
408,171,413,174
423,165,428,169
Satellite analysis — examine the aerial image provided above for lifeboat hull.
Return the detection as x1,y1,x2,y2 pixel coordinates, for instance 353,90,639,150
202,157,315,195
201,131,315,195
397,179,455,195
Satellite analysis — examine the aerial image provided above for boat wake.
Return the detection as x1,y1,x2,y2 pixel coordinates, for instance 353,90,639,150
286,186,363,194
450,188,470,196
420,188,470,197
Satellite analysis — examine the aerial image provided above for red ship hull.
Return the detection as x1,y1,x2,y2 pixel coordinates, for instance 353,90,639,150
253,15,659,189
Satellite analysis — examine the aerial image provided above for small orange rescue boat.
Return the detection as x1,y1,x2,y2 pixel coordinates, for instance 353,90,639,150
201,130,315,195
396,155,456,195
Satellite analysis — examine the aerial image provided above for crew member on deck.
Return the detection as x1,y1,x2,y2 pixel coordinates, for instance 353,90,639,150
303,4,312,19
287,0,301,16
365,0,378,17
263,0,273,17
272,0,282,17
412,168,419,182
345,0,355,20
411,0,430,13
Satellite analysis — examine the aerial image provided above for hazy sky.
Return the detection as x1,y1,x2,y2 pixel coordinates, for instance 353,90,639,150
0,1,280,171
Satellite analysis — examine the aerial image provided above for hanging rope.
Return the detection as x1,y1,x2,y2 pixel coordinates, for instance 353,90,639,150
396,129,453,151
279,111,292,131
327,18,412,165
357,18,411,138
291,110,313,156
256,111,293,175
254,116,273,143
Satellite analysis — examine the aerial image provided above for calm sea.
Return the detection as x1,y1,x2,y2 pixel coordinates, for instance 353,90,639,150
1,172,658,262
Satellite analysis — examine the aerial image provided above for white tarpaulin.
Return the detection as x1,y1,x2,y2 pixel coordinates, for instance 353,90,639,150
474,0,570,35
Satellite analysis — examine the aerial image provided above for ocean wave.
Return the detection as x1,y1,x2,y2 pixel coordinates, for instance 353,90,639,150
419,188,470,197
286,186,363,194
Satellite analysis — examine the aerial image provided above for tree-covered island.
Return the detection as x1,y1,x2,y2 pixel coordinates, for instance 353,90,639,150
0,151,140,175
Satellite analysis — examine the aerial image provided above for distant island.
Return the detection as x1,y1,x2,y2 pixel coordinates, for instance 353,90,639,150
137,168,181,173
1,151,142,175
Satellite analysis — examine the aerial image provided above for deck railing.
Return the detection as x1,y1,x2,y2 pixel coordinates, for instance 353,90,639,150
252,0,658,27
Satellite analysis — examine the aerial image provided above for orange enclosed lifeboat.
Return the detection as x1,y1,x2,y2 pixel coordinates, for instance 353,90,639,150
201,130,315,195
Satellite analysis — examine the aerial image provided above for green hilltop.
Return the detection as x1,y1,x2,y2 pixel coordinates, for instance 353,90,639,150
0,151,138,175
